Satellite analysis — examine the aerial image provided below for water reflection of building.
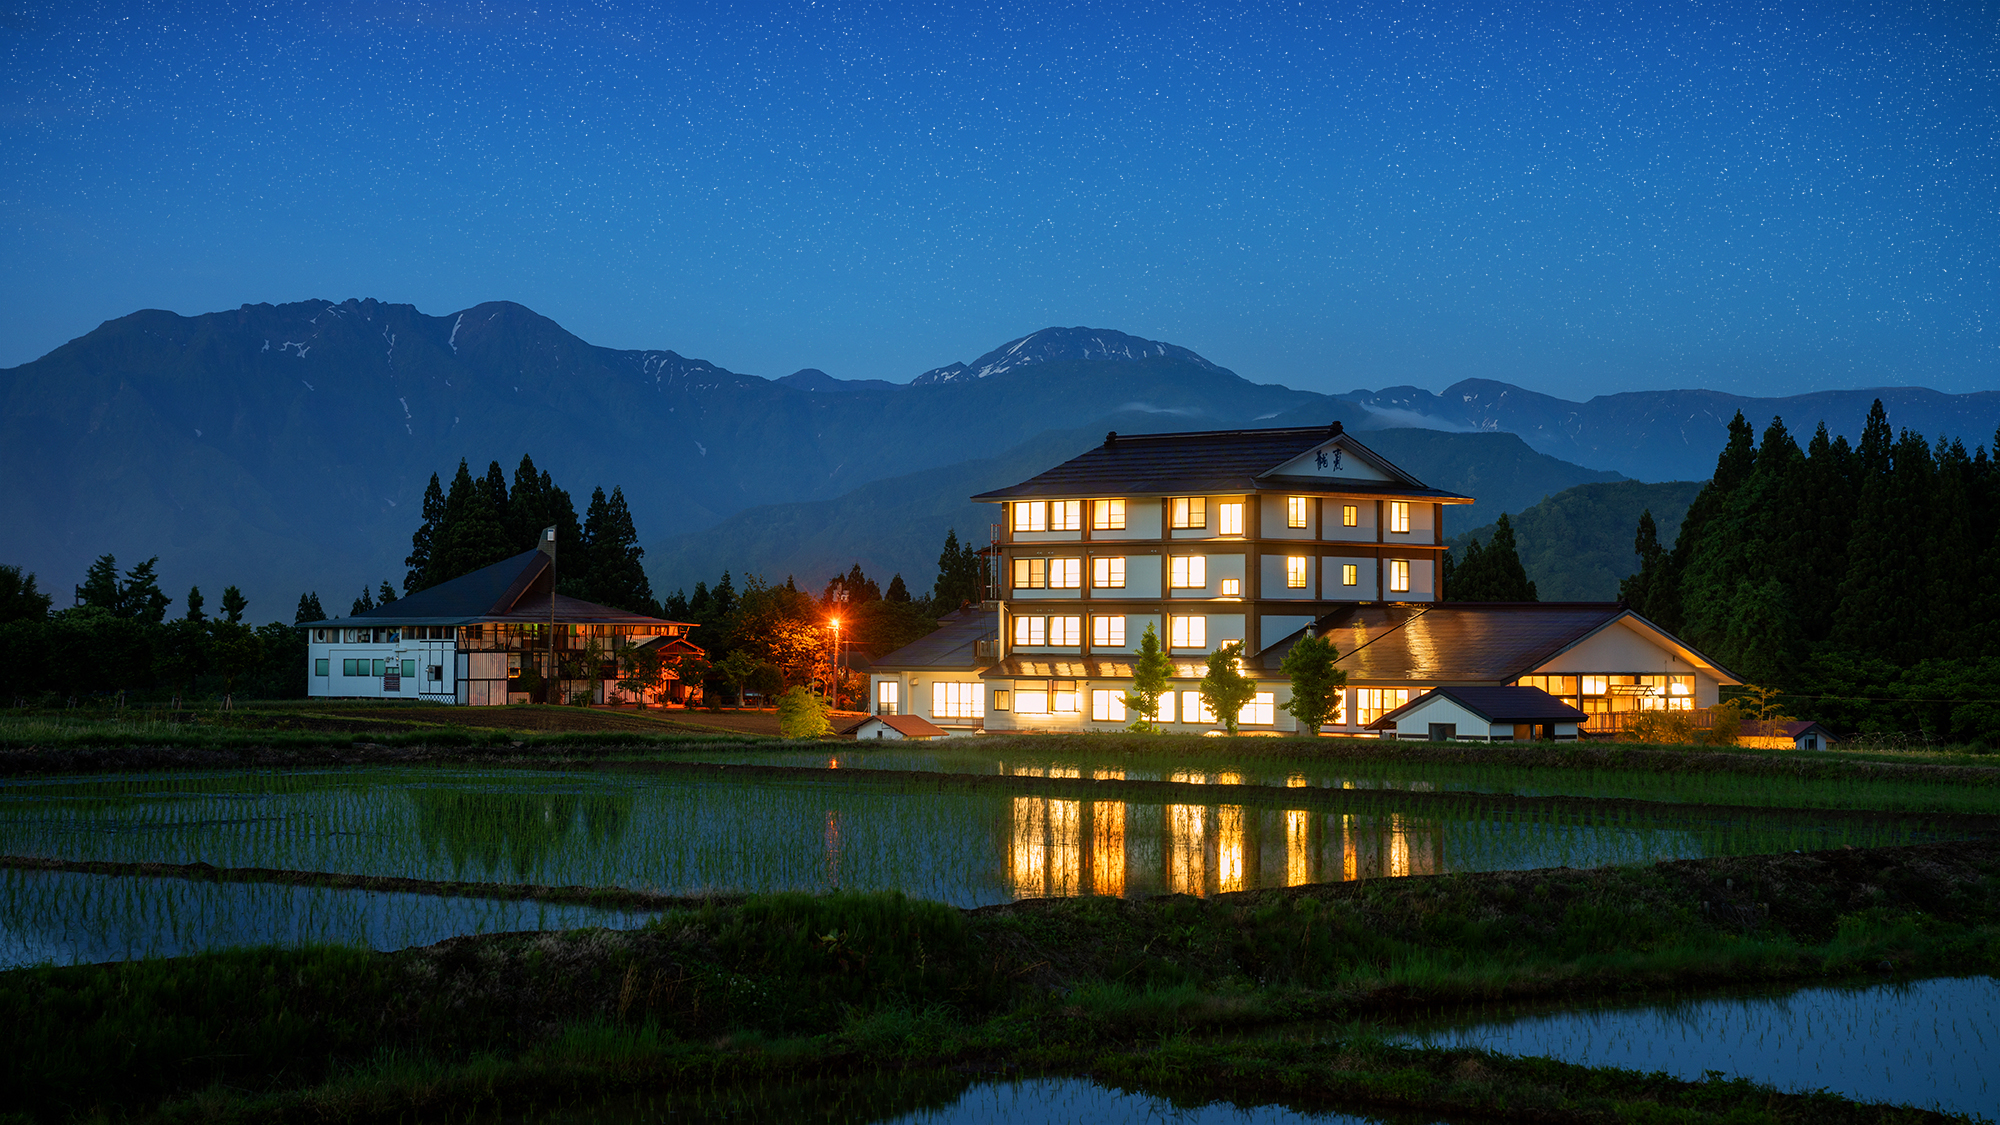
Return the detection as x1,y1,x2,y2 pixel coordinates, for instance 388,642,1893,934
1003,787,1443,899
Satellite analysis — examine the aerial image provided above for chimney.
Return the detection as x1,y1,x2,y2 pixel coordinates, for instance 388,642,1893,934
1328,420,1344,437
1104,431,1118,448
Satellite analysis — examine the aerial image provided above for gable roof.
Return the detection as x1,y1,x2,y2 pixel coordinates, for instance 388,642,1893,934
871,607,997,671
301,549,689,629
1258,603,1740,686
1367,686,1589,729
970,423,1474,502
858,714,951,739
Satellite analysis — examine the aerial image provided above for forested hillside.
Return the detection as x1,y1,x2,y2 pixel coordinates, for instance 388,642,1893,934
1623,403,2000,740
1447,480,1705,601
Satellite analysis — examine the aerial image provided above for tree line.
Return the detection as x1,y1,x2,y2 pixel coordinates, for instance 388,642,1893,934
1619,401,2000,741
402,454,656,616
0,559,310,705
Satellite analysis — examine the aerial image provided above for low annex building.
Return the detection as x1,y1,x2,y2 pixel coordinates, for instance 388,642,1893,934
1365,685,1589,742
301,544,698,706
867,422,1741,735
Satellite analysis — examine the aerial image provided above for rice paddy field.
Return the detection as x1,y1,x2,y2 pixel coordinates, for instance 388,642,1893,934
0,762,1968,971
3,721,1998,1123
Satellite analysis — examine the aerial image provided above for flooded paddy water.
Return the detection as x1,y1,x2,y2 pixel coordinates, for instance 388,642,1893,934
1393,974,2000,1117
0,763,1970,965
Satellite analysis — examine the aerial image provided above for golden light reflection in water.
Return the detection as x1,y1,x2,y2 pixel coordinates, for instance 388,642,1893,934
1168,804,1205,894
1217,806,1246,892
1002,789,1443,899
1286,809,1311,886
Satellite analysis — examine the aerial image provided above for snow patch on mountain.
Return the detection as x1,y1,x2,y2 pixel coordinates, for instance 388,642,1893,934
910,327,1225,385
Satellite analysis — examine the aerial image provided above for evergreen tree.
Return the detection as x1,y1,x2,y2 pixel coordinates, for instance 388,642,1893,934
580,486,654,614
220,586,247,624
0,565,52,623
1279,631,1346,736
1926,437,1978,658
824,563,880,605
932,528,985,609
295,591,325,624
710,572,737,621
1834,414,1929,662
1681,417,1805,675
428,460,510,584
184,586,206,623
120,558,171,623
1795,424,1856,645
885,574,911,603
1199,642,1256,735
479,460,511,533
1651,411,1758,634
351,586,375,616
78,554,122,612
1123,621,1171,731
1447,515,1537,601
1617,511,1666,616
661,588,691,620
505,454,546,551
405,473,445,593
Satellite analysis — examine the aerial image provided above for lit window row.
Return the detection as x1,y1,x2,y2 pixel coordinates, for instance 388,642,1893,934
1013,555,1409,592
1012,498,1411,534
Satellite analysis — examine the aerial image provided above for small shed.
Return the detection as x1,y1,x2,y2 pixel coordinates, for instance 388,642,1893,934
851,714,952,741
1367,686,1588,742
1739,720,1838,752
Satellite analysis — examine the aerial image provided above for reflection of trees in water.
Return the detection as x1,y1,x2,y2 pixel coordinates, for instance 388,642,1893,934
1004,794,1445,899
409,788,632,880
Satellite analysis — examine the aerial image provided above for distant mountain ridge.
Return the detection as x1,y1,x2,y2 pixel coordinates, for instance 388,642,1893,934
7,296,2000,617
1341,379,2000,482
911,327,1223,385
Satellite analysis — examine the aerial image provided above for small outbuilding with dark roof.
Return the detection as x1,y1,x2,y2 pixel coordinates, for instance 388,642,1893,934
1364,686,1589,742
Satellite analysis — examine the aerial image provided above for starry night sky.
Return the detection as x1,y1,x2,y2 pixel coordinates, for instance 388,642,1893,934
3,1,1995,399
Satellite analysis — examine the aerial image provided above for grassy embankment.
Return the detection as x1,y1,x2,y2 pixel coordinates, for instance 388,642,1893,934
5,838,1997,1124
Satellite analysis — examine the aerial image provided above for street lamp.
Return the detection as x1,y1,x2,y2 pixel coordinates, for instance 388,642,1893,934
829,617,841,711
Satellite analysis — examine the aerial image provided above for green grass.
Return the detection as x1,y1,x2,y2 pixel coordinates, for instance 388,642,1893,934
6,838,1997,1123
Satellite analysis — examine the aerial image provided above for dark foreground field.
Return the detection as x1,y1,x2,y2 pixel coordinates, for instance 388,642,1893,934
5,836,1996,1124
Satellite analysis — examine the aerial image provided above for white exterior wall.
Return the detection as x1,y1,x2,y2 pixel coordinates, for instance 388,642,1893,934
308,638,458,701
1531,619,1724,706
1260,494,1316,540
1260,552,1316,600
1322,501,1377,543
1323,554,1378,600
1089,501,1162,541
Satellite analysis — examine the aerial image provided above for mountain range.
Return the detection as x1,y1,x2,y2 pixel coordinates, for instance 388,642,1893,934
6,299,2000,619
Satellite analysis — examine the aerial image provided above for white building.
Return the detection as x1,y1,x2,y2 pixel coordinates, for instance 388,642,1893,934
301,546,698,705
1365,685,1588,741
867,422,1740,735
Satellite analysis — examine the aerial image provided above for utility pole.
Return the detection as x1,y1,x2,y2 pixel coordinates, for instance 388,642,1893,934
540,526,557,705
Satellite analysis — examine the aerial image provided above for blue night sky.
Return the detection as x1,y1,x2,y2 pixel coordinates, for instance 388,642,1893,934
3,1,1995,400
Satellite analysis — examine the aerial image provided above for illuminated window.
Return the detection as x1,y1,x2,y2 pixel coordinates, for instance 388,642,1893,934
1092,615,1126,647
1220,578,1240,596
1287,497,1309,528
1582,675,1608,696
1050,501,1080,531
1091,690,1127,721
1092,499,1126,530
1171,556,1207,588
933,682,984,718
1013,557,1047,589
1049,616,1081,646
877,680,900,715
1092,557,1126,588
1342,564,1359,587
1217,502,1244,535
1013,501,1047,532
1171,497,1206,529
1050,558,1082,589
1180,691,1216,724
1286,556,1308,588
1388,559,1410,593
1354,688,1410,726
1170,615,1207,649
1389,502,1410,533
1016,687,1051,714
1158,691,1178,723
1013,616,1046,646
993,689,1011,711
1052,680,1080,713
1244,692,1276,725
